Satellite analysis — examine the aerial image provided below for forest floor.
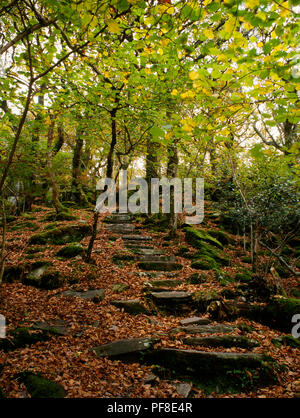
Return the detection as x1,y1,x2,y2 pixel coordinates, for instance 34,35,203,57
0,204,299,398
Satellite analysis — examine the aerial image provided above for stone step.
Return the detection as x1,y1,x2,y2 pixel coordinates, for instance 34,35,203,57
180,317,212,326
183,335,260,349
32,319,69,336
122,235,152,241
59,289,105,303
103,214,132,224
111,299,150,315
93,337,159,360
138,261,182,271
134,248,165,256
143,349,274,382
137,255,176,262
170,324,236,336
150,291,194,311
105,223,136,234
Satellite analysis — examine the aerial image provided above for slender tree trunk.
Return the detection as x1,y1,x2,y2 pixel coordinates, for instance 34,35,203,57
0,81,33,195
167,140,178,238
46,116,64,214
72,126,87,205
106,108,117,179
0,193,6,284
146,135,159,214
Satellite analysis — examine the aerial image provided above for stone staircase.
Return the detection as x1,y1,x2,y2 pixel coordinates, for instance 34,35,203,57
95,213,278,392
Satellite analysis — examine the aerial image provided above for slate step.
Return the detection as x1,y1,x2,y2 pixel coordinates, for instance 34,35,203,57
182,335,260,349
180,317,212,326
137,255,176,262
150,291,194,312
105,224,136,234
32,319,69,336
111,299,150,315
170,324,236,336
138,261,183,271
134,248,165,256
59,289,105,303
143,349,274,381
104,214,132,223
122,235,152,241
93,337,159,361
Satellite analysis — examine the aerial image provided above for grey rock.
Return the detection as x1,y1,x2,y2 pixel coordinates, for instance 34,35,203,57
93,337,159,357
180,317,211,326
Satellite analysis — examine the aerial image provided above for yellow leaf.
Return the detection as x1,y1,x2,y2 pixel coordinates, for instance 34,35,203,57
189,71,199,80
257,41,263,47
157,48,163,55
245,0,260,8
107,20,121,34
203,28,214,39
166,7,175,14
145,68,151,74
171,89,178,96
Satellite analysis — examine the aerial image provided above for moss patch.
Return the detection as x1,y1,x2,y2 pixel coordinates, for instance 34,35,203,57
56,243,85,259
29,224,91,245
16,372,66,398
185,227,223,250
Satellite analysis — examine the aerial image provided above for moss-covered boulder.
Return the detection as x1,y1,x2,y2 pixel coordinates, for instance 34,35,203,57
23,263,64,290
258,297,300,332
191,256,218,270
272,335,300,349
2,264,25,283
56,243,86,259
45,211,77,221
16,372,66,398
187,273,207,284
193,244,229,266
185,227,223,250
29,224,91,245
207,229,233,246
235,269,253,283
0,327,58,352
195,290,222,312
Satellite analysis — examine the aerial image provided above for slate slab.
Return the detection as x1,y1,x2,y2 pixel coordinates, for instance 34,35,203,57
111,299,150,315
93,337,159,358
59,289,105,303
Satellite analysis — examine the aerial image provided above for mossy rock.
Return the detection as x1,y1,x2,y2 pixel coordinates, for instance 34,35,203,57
259,297,300,332
214,269,235,286
272,335,300,349
112,283,130,293
9,221,39,231
40,270,65,290
0,327,56,352
111,250,135,263
29,224,91,245
16,372,66,398
45,211,77,221
191,256,218,270
26,246,47,254
195,290,222,312
185,227,223,250
193,244,229,266
207,229,233,246
56,243,85,259
2,264,25,283
187,272,206,284
235,269,252,283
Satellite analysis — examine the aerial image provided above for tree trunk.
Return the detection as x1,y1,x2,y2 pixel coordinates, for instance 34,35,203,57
46,116,64,214
72,126,87,205
167,140,178,238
